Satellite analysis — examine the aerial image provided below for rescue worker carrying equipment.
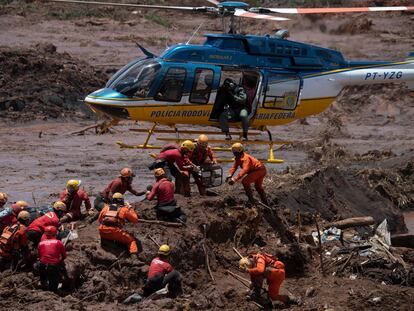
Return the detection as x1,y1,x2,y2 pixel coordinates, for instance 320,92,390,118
37,225,67,293
239,254,298,306
143,244,183,298
98,193,141,259
60,179,91,223
226,143,269,205
146,168,186,223
94,168,146,213
0,211,31,271
0,192,8,209
190,134,218,196
27,201,65,246
152,141,196,197
0,200,29,232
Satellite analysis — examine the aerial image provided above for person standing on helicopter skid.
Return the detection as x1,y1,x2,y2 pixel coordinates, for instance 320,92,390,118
154,140,198,197
190,134,217,196
216,78,249,141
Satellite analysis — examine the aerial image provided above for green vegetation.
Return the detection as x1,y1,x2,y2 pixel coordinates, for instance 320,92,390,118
145,12,171,28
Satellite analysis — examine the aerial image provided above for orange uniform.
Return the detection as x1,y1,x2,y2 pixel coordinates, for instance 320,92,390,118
98,204,139,254
229,152,268,204
248,253,286,303
0,223,28,258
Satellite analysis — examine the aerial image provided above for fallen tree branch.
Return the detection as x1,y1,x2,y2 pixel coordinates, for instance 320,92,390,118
147,234,161,247
233,247,243,259
108,251,126,270
140,219,183,227
226,270,250,288
314,215,326,277
78,290,105,303
323,216,375,230
203,224,215,283
338,252,354,274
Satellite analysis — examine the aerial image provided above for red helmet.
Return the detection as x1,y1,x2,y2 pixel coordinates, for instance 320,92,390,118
120,167,135,178
44,226,57,237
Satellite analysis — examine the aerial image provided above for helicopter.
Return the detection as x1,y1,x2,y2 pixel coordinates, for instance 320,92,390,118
52,0,414,163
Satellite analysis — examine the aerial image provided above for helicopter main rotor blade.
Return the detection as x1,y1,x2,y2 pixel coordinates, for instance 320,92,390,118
257,6,414,15
234,9,290,21
49,0,215,12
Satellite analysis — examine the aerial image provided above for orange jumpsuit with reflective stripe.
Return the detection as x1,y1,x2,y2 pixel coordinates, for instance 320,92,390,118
229,152,267,202
248,254,286,303
98,205,139,254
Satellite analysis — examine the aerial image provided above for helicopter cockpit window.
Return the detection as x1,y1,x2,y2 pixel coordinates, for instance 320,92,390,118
190,69,214,104
155,67,187,102
263,74,301,110
112,60,161,97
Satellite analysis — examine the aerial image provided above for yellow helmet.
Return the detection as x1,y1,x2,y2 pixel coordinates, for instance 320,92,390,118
154,168,166,177
17,210,31,221
16,200,29,208
239,257,252,269
66,179,81,191
0,192,8,204
231,143,244,153
112,192,124,200
53,201,67,211
158,244,171,256
181,140,195,152
198,134,209,144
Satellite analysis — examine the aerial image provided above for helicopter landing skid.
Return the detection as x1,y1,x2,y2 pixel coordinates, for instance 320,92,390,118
116,124,287,164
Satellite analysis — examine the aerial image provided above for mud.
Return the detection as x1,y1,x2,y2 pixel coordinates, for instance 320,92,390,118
1,0,414,310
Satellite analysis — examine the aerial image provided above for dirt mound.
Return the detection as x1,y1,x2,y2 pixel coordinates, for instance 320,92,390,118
323,84,413,126
0,44,106,122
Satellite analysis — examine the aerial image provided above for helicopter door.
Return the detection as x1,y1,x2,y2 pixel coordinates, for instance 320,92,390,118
261,74,302,110
209,69,261,121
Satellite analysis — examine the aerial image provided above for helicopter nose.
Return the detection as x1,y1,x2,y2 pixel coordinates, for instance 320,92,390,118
84,88,131,119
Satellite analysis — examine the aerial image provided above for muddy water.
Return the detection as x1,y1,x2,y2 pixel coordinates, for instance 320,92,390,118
403,211,414,235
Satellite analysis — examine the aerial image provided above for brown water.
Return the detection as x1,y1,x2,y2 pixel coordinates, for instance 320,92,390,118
403,211,414,235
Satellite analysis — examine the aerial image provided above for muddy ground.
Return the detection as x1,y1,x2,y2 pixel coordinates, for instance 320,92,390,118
0,0,414,310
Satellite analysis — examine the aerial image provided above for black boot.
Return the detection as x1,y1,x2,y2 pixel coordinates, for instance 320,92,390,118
225,132,232,140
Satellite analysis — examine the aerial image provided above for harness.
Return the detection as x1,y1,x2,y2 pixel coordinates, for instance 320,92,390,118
0,224,20,250
102,204,122,227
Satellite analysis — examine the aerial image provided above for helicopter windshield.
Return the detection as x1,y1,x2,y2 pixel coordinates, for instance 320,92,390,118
111,59,161,97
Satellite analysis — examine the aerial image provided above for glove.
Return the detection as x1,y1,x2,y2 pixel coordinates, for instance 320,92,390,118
228,178,236,186
193,165,201,173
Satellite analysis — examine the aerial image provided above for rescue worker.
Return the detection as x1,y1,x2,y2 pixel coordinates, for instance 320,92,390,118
190,134,217,196
0,211,31,270
98,193,141,259
0,192,8,209
216,78,249,140
143,245,182,298
239,254,298,306
94,168,146,212
37,226,67,293
0,200,29,232
226,143,269,205
60,179,92,223
155,140,197,197
146,168,186,223
27,201,66,246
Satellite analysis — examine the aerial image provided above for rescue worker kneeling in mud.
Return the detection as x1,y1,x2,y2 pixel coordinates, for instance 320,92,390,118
239,253,298,307
60,179,92,223
0,200,29,232
37,226,67,293
98,193,141,259
227,143,269,205
0,211,31,271
143,245,182,298
146,168,186,223
190,134,218,196
27,201,66,246
94,167,146,213
152,140,197,197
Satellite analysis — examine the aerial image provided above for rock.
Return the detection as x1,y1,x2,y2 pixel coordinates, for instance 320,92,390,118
305,286,316,297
